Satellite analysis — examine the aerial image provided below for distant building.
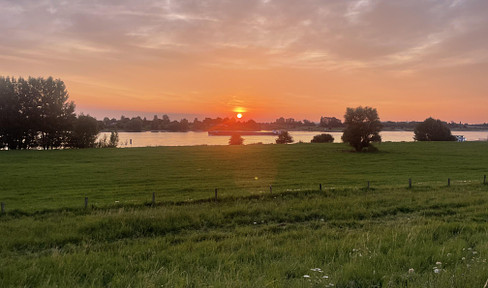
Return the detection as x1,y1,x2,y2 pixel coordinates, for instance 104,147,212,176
320,116,342,128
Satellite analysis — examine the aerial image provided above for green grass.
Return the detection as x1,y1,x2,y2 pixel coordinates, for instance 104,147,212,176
1,142,488,287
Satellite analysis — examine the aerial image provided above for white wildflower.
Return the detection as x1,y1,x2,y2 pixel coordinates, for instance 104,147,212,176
408,268,415,273
435,261,442,265
434,268,440,274
322,275,329,279
303,275,310,278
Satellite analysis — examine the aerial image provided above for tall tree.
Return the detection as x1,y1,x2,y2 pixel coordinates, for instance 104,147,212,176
0,76,76,149
37,77,76,149
341,106,382,152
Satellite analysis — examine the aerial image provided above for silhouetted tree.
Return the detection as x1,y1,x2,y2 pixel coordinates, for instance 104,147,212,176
180,118,190,131
229,134,244,145
125,117,143,132
37,77,76,149
341,106,382,152
69,114,99,148
414,117,457,141
276,131,294,144
0,76,75,149
311,133,334,143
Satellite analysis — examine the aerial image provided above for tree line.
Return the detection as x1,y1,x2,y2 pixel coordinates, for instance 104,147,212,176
0,77,103,150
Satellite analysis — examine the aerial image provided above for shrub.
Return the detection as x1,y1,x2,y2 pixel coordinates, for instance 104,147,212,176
414,118,457,141
276,131,294,144
311,133,334,143
228,134,244,145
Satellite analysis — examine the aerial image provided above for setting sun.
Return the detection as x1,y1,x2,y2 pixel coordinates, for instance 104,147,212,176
236,113,243,119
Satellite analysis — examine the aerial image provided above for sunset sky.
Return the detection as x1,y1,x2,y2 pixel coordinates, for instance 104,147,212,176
1,0,487,123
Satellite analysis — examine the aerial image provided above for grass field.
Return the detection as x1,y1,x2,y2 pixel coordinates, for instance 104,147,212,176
1,142,488,287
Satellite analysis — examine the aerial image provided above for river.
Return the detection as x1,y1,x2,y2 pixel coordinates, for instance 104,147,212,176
98,131,488,147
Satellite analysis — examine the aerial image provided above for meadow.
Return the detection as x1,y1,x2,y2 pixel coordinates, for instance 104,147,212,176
1,142,488,287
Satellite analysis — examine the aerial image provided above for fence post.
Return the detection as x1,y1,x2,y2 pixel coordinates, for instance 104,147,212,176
1,202,4,214
367,181,370,189
409,178,412,189
448,178,451,187
484,175,486,185
319,183,322,191
270,185,272,194
84,197,88,209
152,192,155,205
215,188,218,201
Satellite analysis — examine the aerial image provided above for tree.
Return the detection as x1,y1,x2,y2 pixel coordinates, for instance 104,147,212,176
109,131,119,147
311,133,334,143
69,114,99,148
414,117,457,141
36,77,76,149
229,134,244,145
0,76,75,150
276,131,294,144
341,106,382,152
125,117,143,132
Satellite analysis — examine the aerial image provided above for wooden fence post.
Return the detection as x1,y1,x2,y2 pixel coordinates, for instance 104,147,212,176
448,178,451,187
409,178,412,189
270,185,272,194
215,188,218,201
484,175,486,185
319,184,322,191
84,197,88,209
367,181,370,189
152,192,155,205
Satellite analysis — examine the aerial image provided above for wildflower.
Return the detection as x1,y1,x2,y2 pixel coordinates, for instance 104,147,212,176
462,257,466,260
473,251,478,255
408,268,415,273
433,268,440,274
435,261,442,265
303,275,310,278
253,222,257,225
322,275,329,279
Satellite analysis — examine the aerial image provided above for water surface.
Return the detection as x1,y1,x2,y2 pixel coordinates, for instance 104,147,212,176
99,131,488,147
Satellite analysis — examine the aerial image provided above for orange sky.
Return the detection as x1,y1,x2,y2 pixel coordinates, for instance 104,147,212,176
1,0,487,123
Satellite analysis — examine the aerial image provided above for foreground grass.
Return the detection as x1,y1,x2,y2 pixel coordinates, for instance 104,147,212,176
1,142,488,287
2,186,488,287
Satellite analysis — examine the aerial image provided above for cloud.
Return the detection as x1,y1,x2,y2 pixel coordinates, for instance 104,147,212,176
2,0,487,73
